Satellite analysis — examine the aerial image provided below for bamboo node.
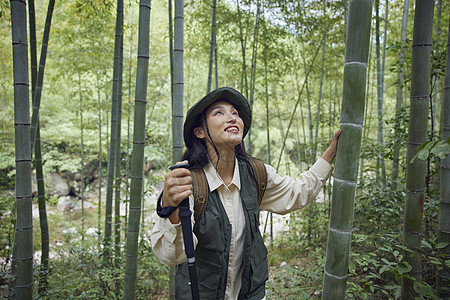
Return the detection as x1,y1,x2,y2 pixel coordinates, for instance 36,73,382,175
324,270,348,280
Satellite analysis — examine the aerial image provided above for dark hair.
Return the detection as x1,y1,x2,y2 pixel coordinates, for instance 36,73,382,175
182,113,251,170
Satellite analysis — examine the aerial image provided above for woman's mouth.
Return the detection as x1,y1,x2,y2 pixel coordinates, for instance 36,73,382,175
225,126,239,133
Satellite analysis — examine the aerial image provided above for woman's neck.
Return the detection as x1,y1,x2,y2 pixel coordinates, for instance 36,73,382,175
207,144,235,185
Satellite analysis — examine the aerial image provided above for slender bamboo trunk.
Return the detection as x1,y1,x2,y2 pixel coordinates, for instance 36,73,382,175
29,0,55,152
28,0,37,100
114,30,124,266
214,35,218,89
247,0,261,154
123,1,151,298
380,0,388,185
392,0,410,189
125,6,134,236
437,17,450,297
207,0,217,94
401,1,434,298
431,0,442,142
104,0,123,263
236,0,248,98
78,75,85,240
172,1,184,171
375,0,387,187
275,46,320,172
430,0,442,206
168,1,175,296
314,0,327,160
34,127,49,293
263,49,273,246
10,1,33,298
27,0,49,293
322,1,372,298
96,70,103,243
168,0,185,297
104,32,110,155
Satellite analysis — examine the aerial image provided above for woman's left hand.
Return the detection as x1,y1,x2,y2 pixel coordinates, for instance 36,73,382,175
321,129,341,164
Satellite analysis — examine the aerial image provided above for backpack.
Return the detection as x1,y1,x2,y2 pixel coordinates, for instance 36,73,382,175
191,158,267,223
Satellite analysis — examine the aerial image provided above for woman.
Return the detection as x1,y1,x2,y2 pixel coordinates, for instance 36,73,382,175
151,87,340,300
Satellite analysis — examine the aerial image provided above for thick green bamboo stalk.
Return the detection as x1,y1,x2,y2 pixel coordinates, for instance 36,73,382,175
104,0,123,262
401,1,434,298
10,1,33,298
437,16,450,298
206,0,217,94
322,1,372,298
392,0,410,188
123,1,151,298
29,0,55,152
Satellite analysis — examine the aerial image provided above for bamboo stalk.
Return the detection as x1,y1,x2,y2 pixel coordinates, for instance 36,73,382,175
322,1,372,298
29,0,55,152
437,16,450,297
104,0,124,263
401,0,434,298
123,1,151,298
10,0,33,298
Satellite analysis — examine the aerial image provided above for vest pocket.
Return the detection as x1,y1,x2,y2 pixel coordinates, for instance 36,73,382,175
175,260,223,299
195,207,224,251
197,259,222,298
249,234,269,291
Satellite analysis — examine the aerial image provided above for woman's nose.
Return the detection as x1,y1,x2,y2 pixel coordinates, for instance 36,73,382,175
227,113,237,122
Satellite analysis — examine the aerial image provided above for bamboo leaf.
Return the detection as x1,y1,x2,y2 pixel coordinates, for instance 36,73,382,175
421,240,432,249
349,261,356,273
435,242,449,249
396,261,412,274
430,141,449,159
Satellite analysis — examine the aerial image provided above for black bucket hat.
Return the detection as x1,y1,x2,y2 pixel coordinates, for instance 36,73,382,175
183,87,252,149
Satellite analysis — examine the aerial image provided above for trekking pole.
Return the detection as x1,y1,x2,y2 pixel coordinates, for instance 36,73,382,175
169,163,200,300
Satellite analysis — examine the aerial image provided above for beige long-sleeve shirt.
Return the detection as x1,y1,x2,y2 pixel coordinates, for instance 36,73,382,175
150,157,333,299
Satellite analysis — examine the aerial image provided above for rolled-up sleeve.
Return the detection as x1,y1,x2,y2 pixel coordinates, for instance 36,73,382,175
150,196,197,266
260,158,333,214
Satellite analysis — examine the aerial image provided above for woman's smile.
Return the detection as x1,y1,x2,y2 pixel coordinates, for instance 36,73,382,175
225,125,239,134
198,100,244,150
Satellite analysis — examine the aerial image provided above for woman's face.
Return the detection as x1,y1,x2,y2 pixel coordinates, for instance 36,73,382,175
195,101,244,152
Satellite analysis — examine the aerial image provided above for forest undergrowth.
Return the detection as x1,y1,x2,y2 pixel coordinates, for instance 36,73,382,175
1,174,445,299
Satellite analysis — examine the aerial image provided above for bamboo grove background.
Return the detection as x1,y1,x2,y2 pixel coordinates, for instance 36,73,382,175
0,0,449,298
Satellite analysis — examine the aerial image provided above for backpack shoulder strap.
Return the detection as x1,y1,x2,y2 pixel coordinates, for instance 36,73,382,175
248,158,268,206
191,168,208,223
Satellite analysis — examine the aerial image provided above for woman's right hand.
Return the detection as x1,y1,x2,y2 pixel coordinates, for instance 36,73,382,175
162,160,193,208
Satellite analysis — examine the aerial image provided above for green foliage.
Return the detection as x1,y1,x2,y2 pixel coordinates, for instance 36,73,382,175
411,136,450,163
34,237,168,299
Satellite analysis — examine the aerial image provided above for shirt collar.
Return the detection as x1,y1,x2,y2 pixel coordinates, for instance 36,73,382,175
202,158,241,192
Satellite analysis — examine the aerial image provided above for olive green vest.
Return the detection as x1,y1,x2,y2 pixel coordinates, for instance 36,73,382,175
175,159,268,299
